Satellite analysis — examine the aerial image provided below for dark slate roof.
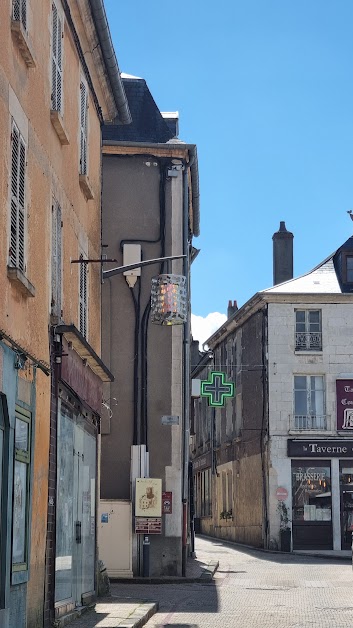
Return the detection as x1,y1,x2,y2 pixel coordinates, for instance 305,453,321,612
102,76,175,144
262,236,353,295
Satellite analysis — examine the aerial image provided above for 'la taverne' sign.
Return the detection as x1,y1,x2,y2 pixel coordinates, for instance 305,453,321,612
288,439,353,458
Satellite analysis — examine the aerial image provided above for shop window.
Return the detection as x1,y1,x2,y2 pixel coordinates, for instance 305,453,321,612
292,461,332,550
12,406,31,572
295,310,322,351
293,375,326,430
292,463,331,522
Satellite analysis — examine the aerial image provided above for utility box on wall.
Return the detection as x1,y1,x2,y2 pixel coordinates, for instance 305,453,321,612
98,500,133,578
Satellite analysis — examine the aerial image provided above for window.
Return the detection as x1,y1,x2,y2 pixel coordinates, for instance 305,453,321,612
292,462,331,522
295,310,322,351
12,0,27,30
346,256,353,283
79,254,87,338
293,375,326,430
9,122,26,273
194,469,212,518
12,406,31,571
51,2,63,113
79,82,88,175
51,200,62,319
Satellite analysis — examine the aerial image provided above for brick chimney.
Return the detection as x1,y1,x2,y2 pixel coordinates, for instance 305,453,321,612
272,221,294,286
227,300,238,319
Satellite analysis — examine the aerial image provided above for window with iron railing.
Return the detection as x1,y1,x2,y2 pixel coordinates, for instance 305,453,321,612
13,0,27,30
293,375,327,430
295,309,322,351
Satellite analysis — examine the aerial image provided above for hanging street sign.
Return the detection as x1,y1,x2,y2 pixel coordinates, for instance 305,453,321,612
200,371,235,407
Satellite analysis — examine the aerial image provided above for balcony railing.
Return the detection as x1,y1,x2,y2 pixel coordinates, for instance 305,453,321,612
292,414,328,431
295,331,322,351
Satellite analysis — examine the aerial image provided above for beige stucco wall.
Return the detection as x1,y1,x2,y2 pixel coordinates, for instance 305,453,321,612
0,0,111,624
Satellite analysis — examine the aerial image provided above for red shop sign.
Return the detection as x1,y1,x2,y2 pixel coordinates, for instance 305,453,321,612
276,487,288,501
336,379,353,431
162,491,172,514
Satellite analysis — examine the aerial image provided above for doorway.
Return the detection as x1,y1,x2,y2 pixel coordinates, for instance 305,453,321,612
339,461,353,550
55,403,97,608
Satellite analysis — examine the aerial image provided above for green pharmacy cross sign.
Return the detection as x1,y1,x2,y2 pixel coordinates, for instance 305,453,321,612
200,371,235,407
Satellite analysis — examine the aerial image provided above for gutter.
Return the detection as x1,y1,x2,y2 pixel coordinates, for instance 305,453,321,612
102,140,200,237
89,0,132,124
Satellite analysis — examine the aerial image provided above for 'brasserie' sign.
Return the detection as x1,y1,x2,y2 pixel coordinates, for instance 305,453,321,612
336,379,353,430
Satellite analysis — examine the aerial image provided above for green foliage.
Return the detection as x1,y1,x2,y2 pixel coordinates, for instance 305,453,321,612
277,501,290,530
220,509,233,520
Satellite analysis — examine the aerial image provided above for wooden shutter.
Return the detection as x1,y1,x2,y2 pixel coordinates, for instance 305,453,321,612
10,122,26,273
13,0,27,29
79,254,87,338
79,82,88,175
51,201,62,318
51,3,63,112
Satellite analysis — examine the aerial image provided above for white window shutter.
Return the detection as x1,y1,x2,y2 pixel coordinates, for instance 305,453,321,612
79,254,87,338
10,122,26,273
80,82,88,175
51,3,63,112
51,201,62,317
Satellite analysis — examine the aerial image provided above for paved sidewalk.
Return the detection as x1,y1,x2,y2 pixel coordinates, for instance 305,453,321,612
68,598,158,628
112,552,219,584
68,553,218,627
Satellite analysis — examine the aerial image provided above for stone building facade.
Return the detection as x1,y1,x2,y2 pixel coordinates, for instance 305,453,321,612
0,1,129,626
191,228,353,554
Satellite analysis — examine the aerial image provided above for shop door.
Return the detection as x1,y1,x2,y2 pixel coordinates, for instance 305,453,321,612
339,462,353,550
72,423,96,607
55,406,96,608
341,488,353,549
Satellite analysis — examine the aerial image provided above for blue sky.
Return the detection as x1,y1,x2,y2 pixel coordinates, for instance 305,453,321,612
105,1,353,341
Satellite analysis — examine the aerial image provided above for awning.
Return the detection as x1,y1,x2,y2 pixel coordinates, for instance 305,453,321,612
55,325,114,383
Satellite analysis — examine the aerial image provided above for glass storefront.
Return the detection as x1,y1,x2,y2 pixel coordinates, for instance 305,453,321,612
291,461,332,549
55,403,97,606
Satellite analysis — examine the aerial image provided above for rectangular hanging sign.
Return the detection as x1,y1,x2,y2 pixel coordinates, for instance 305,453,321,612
161,415,180,425
135,517,162,534
135,478,162,517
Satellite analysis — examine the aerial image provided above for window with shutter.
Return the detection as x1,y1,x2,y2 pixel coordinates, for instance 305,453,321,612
10,122,26,273
79,254,88,338
13,0,27,30
79,82,88,175
51,201,62,319
51,2,63,113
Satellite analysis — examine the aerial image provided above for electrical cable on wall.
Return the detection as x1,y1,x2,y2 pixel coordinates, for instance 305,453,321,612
119,156,169,447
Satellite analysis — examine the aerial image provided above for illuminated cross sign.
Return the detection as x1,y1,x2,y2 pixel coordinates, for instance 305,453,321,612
200,371,235,407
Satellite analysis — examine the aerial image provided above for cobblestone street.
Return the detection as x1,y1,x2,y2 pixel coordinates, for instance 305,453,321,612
110,536,353,628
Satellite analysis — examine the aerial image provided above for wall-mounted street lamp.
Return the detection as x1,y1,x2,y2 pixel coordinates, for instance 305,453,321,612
71,254,188,326
150,273,187,325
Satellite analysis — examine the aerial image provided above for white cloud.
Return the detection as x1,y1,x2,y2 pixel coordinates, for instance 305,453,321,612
191,312,227,348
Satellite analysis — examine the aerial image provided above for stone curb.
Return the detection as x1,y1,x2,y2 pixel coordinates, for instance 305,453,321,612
110,560,219,585
197,534,351,562
117,601,158,628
